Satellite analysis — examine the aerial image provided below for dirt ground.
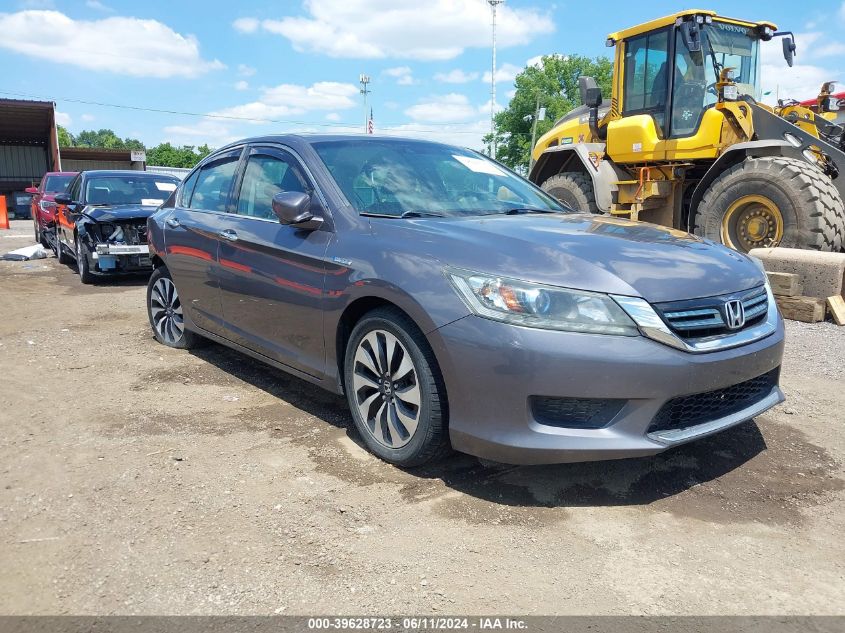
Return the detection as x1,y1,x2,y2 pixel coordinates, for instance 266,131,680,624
0,219,843,615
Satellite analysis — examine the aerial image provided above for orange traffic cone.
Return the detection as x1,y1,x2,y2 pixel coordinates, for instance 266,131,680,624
0,196,9,230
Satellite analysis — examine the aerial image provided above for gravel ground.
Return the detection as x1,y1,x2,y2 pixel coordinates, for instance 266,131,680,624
0,219,843,615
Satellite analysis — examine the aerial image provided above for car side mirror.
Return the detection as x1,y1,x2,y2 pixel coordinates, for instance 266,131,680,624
578,76,602,108
25,187,37,194
54,193,74,206
271,191,323,230
782,35,796,67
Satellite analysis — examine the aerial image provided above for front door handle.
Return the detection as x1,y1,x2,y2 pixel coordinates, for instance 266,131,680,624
219,229,238,242
165,216,181,228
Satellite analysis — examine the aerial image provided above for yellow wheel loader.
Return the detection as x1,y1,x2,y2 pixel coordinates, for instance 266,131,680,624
529,9,845,252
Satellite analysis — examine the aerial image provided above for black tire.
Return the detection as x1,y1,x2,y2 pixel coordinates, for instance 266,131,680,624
75,239,95,285
55,228,70,264
693,157,845,252
343,307,450,468
540,172,600,214
33,218,40,245
146,266,203,349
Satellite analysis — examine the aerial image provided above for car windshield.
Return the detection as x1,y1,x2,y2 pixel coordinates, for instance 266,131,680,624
312,139,565,217
84,176,179,206
44,175,74,193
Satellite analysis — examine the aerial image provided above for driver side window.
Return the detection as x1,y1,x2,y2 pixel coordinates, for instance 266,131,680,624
235,151,309,220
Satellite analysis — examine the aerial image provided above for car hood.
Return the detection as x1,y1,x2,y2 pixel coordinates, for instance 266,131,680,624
81,204,160,223
371,213,765,303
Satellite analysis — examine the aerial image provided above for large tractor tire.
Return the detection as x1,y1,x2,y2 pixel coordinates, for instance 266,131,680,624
540,173,600,214
693,157,845,252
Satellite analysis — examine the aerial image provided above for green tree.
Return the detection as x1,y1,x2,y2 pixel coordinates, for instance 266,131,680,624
73,128,145,150
484,54,613,172
57,125,74,148
146,142,212,168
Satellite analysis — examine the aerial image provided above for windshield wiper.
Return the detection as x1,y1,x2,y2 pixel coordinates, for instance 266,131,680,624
497,207,558,215
360,211,447,219
399,211,447,218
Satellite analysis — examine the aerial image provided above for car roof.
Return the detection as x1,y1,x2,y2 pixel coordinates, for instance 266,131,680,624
44,171,78,176
80,170,180,179
214,134,469,155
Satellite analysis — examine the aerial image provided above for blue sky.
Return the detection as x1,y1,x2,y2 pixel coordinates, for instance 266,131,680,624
1,0,843,150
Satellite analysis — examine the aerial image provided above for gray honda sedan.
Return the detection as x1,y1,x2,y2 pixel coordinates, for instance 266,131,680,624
146,135,784,467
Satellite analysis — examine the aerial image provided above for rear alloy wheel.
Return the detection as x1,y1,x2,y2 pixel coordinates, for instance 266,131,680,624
695,157,845,252
147,266,202,349
76,239,95,285
344,308,450,467
540,172,600,214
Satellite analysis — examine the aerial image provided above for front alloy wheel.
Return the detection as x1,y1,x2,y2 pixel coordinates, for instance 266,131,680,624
352,329,422,449
344,308,450,467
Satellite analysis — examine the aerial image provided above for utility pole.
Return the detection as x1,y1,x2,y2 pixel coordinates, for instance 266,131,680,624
359,74,371,134
488,0,504,159
528,93,542,172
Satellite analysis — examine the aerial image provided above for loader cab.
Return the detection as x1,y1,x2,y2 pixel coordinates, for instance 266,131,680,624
606,11,769,162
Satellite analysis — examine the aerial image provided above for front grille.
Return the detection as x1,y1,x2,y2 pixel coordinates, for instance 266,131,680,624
531,396,625,429
648,368,779,433
654,286,768,339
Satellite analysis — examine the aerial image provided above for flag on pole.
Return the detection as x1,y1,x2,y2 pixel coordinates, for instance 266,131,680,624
367,108,374,134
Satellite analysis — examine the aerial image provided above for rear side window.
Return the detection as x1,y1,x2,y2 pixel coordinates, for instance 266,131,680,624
178,169,200,207
189,153,241,212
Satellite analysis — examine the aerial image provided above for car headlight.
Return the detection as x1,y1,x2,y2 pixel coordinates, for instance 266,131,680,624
447,268,639,335
39,200,56,211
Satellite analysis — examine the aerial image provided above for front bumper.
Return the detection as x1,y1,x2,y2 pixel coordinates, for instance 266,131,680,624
428,314,785,465
87,243,152,274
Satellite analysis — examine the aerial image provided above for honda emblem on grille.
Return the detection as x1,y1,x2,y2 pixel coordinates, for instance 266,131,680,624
724,299,746,330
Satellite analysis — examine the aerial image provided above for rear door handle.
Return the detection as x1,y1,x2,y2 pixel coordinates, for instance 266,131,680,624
219,229,238,242
165,217,180,228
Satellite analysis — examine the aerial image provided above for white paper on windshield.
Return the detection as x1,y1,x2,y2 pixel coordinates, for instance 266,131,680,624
155,182,177,192
453,155,506,176
142,198,165,206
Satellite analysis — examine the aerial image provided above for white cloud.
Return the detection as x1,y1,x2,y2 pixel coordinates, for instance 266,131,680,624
760,32,842,105
482,62,521,85
85,0,113,12
0,10,224,78
326,112,341,121
212,81,359,122
384,66,416,85
163,118,238,147
381,120,489,150
234,80,249,91
405,93,478,123
238,0,554,61
232,17,259,34
434,69,479,84
55,111,71,126
477,99,504,117
81,113,95,122
237,64,256,77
